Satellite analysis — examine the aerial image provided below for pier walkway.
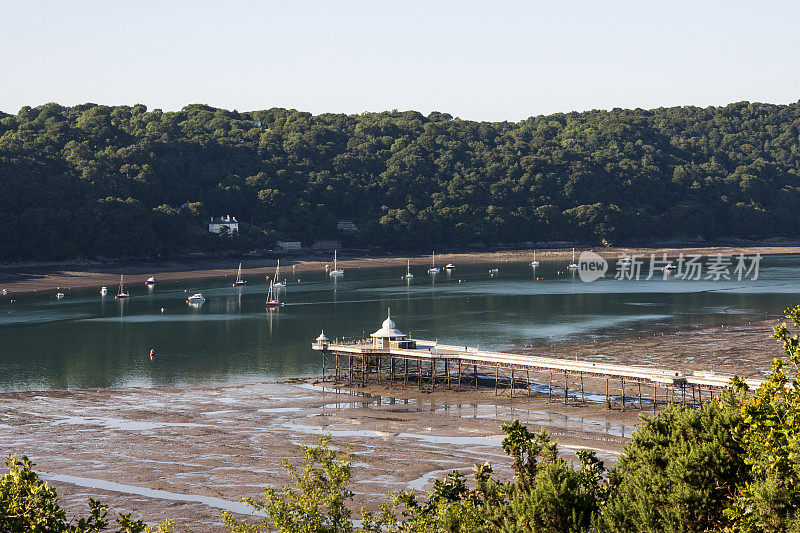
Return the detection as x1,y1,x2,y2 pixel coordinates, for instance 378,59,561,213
311,312,764,411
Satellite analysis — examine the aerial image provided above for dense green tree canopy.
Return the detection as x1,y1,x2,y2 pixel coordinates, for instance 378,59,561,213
1,101,800,260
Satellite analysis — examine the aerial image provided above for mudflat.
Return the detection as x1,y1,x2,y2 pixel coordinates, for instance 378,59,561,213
1,381,639,531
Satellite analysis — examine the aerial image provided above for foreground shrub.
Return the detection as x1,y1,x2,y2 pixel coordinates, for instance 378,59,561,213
0,455,171,532
597,402,747,532
724,305,800,532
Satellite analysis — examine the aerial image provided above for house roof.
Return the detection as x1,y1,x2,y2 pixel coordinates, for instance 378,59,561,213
210,216,238,224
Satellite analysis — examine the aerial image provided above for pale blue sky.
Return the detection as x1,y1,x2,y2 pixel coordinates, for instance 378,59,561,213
2,0,799,121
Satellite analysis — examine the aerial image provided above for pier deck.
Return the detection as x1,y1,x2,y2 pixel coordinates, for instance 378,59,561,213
312,339,763,410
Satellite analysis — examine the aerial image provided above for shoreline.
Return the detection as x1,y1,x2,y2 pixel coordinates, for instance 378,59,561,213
2,244,799,296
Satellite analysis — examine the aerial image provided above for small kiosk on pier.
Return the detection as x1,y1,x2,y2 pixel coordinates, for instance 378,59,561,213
370,310,416,350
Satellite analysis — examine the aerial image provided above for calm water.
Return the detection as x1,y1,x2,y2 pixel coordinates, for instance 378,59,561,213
1,255,799,392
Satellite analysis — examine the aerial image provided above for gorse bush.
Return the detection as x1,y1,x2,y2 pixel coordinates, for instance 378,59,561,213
6,306,800,531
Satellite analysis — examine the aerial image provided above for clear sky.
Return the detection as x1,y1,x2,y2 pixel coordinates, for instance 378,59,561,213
2,0,799,122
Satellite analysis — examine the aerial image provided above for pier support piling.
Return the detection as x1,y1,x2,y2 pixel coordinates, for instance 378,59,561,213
638,382,643,410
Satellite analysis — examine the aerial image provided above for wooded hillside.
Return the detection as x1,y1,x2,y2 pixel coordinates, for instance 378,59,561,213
1,101,799,260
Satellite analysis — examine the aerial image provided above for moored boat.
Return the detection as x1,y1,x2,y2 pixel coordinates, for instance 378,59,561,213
427,252,440,274
329,250,344,277
567,248,579,270
266,279,283,309
186,293,205,304
404,259,414,279
233,263,247,286
273,259,286,287
115,275,130,299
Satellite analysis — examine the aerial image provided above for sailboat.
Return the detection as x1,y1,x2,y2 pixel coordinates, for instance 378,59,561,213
427,252,440,274
115,275,130,299
266,279,283,308
567,248,579,270
100,286,108,296
273,259,286,287
404,259,414,279
329,250,344,277
530,251,539,268
233,263,246,286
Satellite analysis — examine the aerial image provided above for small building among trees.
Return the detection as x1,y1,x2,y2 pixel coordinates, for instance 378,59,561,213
208,215,239,235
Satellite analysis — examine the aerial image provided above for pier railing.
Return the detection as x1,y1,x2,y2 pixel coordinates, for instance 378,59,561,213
312,338,763,411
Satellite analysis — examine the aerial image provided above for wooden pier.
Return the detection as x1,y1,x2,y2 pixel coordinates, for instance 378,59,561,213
312,313,763,411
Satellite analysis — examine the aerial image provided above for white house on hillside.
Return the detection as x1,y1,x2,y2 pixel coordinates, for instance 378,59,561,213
208,215,239,235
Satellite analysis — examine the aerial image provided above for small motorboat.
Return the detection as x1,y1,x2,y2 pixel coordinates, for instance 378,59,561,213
145,276,156,286
100,286,108,296
489,268,499,274
445,263,455,271
186,293,206,304
56,292,65,299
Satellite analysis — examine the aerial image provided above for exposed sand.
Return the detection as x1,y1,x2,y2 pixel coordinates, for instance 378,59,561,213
2,244,798,296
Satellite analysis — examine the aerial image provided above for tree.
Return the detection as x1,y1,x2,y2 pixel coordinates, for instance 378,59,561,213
222,436,355,533
724,305,800,532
